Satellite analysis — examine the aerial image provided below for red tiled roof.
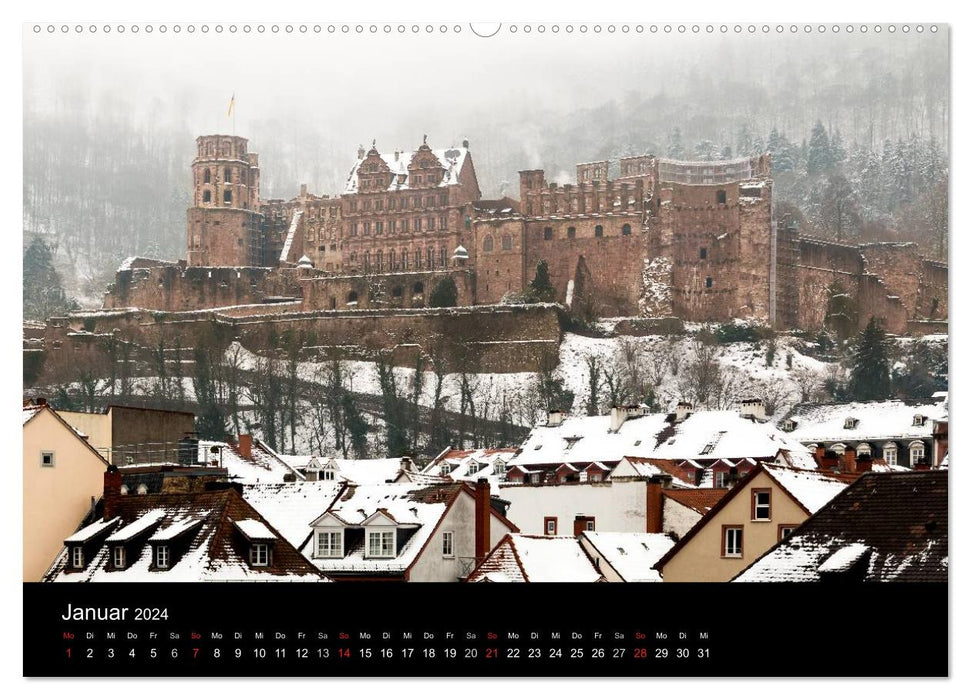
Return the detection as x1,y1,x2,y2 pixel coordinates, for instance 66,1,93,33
662,488,729,514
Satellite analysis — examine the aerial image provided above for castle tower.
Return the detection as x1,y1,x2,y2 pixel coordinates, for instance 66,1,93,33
186,135,265,266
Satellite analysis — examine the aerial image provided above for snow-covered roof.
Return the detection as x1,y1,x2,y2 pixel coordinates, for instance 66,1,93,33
468,534,603,583
64,517,120,544
234,519,277,540
763,464,852,514
303,483,464,574
200,440,304,484
343,146,469,194
243,481,345,548
735,471,947,583
48,490,325,583
422,448,518,490
508,409,811,469
22,405,41,425
580,532,676,582
333,458,402,485
781,399,947,444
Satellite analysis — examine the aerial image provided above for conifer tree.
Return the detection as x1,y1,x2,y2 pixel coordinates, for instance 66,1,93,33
428,276,458,308
848,317,892,401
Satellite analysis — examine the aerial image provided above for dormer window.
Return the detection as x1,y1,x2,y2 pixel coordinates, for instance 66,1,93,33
155,544,170,569
883,443,898,466
367,530,395,558
909,441,925,466
71,546,84,569
322,468,336,481
112,546,126,569
782,419,797,432
250,543,270,567
843,417,859,430
913,414,925,427
316,530,343,558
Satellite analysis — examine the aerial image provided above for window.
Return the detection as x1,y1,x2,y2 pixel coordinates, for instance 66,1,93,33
543,227,553,240
250,543,270,567
830,443,846,456
368,530,395,558
202,190,211,203
483,235,494,252
622,223,632,236
224,167,232,183
585,519,596,531
347,291,358,304
843,417,858,429
442,531,454,558
113,546,126,569
223,190,232,204
155,545,170,569
751,490,771,521
502,234,512,251
71,546,84,569
544,517,558,535
316,530,343,558
700,247,707,259
715,471,729,489
567,226,576,239
716,190,727,204
203,169,211,184
883,444,898,466
909,441,926,465
778,525,798,541
595,225,604,237
722,526,743,558
375,222,383,235
705,277,713,288
40,451,55,468
856,442,872,457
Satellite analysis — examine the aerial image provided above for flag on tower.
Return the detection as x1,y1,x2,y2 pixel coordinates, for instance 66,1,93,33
228,93,235,117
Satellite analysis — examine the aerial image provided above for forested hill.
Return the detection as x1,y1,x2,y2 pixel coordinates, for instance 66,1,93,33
23,32,948,310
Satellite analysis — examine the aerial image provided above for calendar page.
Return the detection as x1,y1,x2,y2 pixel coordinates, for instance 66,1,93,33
21,19,949,678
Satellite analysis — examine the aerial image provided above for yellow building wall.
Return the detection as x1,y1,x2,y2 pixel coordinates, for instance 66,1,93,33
58,410,111,456
23,410,108,581
660,471,808,582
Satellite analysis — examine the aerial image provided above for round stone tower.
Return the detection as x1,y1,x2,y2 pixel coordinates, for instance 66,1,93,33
192,135,260,210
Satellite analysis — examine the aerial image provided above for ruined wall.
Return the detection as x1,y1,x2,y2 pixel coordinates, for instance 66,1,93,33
42,304,563,375
186,207,265,267
472,217,527,305
523,216,644,316
298,269,475,311
860,243,949,321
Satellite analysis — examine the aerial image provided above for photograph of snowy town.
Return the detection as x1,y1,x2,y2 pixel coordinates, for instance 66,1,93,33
23,25,948,591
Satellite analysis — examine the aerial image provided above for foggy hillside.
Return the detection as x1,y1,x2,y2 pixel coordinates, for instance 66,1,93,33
23,29,948,306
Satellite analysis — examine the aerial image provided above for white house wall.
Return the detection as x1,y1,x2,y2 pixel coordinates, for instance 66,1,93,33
662,499,703,539
408,491,512,582
499,481,647,535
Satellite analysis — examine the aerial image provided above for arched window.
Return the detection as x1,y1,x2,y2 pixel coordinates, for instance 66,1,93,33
413,281,425,294
882,443,898,466
401,250,409,270
909,440,926,466
502,234,512,251
567,226,576,239
621,223,632,236
223,190,232,204
389,250,396,270
716,190,727,204
203,169,211,184
392,286,403,298
347,291,359,303
543,227,553,240
440,249,447,267
856,443,872,457
483,235,494,252
595,225,604,237
830,443,847,456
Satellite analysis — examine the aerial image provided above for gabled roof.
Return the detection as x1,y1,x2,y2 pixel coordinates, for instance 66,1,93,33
580,532,676,582
735,471,948,583
23,403,111,466
343,145,470,194
200,439,304,484
468,534,603,583
47,489,325,582
243,481,345,547
654,464,855,572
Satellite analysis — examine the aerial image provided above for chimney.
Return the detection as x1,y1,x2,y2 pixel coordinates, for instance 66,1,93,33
739,398,766,421
675,401,692,422
238,434,253,461
814,444,826,465
609,405,626,432
474,478,491,563
35,397,47,406
843,446,857,474
400,456,413,472
856,451,873,473
573,515,590,537
547,409,564,428
103,466,122,520
646,476,668,534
